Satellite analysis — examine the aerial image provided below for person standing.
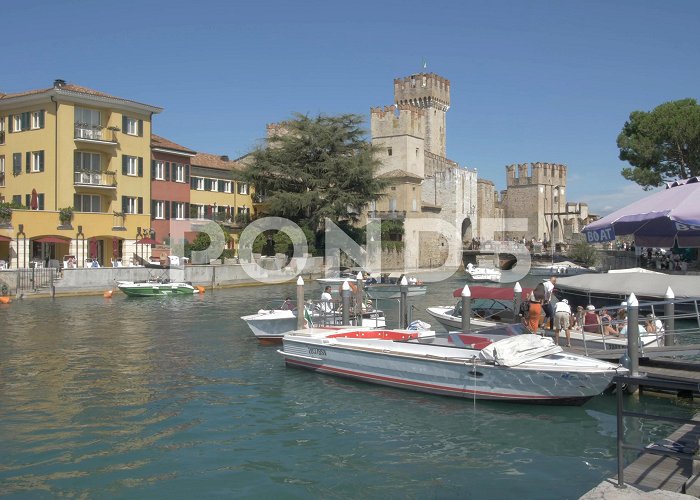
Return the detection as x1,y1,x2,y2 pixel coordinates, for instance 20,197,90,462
525,284,545,334
320,286,333,312
553,298,572,347
542,276,557,330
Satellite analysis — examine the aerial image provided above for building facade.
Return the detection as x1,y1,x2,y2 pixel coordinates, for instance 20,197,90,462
0,79,161,267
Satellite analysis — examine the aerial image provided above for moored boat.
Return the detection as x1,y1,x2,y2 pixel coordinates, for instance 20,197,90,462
529,260,595,276
465,263,501,283
364,283,427,300
278,324,627,405
117,280,201,297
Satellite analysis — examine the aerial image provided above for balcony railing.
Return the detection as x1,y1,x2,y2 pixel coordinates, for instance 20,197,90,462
74,125,118,143
74,170,117,188
368,210,406,220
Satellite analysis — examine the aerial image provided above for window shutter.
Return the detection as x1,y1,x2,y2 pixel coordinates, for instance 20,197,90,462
13,153,21,175
185,203,190,218
151,160,156,179
39,110,45,128
190,176,195,188
151,200,156,220
138,119,143,137
25,194,30,208
138,157,143,177
138,197,143,214
218,181,225,192
39,151,45,172
165,201,171,220
8,115,13,133
204,179,211,190
122,196,127,214
21,112,29,131
38,194,45,210
122,156,127,175
122,115,128,132
185,164,190,182
165,162,170,181
26,152,31,173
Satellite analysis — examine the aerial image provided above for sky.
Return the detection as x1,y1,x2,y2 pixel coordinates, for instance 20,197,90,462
3,0,699,215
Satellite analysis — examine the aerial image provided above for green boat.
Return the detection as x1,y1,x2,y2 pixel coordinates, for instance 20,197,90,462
117,280,201,297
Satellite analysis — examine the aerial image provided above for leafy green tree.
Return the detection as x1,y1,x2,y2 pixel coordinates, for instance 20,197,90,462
617,98,700,189
241,113,389,242
567,241,598,268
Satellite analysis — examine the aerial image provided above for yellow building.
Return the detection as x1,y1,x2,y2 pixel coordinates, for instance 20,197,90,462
0,79,161,267
189,152,253,250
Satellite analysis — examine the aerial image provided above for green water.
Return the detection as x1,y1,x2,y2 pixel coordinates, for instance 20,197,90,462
0,275,697,499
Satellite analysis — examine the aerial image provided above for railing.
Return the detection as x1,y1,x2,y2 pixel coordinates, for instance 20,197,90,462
16,266,57,294
368,210,407,220
74,170,117,188
74,125,117,142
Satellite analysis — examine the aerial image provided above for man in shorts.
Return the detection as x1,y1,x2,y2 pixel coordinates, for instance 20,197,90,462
542,276,557,330
553,298,572,347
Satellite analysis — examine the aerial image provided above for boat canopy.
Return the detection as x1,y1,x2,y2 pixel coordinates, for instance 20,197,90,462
452,285,533,299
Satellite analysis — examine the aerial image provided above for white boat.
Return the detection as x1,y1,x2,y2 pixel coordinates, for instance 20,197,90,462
278,324,627,405
529,260,594,276
117,280,201,297
465,263,502,283
364,283,427,300
242,305,386,344
316,270,360,287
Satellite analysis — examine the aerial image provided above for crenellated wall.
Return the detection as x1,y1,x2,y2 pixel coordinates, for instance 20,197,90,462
506,162,567,187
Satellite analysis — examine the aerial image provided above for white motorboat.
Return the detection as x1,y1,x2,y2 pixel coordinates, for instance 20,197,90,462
529,260,594,276
364,283,427,300
278,324,627,405
242,305,386,344
465,263,502,283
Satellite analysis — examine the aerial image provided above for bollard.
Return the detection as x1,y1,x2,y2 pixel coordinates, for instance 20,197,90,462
626,293,640,377
461,284,471,333
399,276,408,329
341,280,352,326
513,282,522,324
296,276,305,330
356,271,364,319
664,286,675,346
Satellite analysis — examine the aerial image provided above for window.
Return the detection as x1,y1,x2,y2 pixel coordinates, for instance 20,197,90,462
31,111,45,130
237,206,250,216
175,164,184,182
74,194,101,213
210,179,218,192
237,183,248,195
173,202,185,219
223,181,232,193
194,204,205,218
416,148,419,157
388,147,392,156
389,198,397,211
13,153,21,175
31,151,44,172
0,156,4,187
75,152,101,172
13,195,22,206
194,177,204,190
75,107,101,128
125,117,138,135
122,196,143,214
412,199,417,212
0,117,5,144
154,161,165,180
13,115,22,131
154,200,164,219
124,156,138,176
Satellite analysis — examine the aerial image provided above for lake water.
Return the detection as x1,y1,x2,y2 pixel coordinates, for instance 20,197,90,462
1,273,697,498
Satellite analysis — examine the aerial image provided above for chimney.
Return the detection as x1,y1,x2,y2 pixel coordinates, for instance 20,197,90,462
53,79,66,88
220,155,229,161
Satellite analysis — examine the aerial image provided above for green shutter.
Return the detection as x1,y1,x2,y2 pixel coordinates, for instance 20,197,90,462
38,194,45,210
122,196,128,214
165,162,170,181
122,115,128,132
165,201,170,220
39,151,45,172
39,110,45,128
138,119,143,137
151,200,156,220
185,203,190,218
151,160,156,179
26,152,31,173
13,153,21,175
138,157,143,177
122,156,127,175
21,112,29,131
138,197,143,214
8,114,13,133
185,164,190,182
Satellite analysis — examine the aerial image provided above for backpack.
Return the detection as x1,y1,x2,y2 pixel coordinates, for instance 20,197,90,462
518,301,530,317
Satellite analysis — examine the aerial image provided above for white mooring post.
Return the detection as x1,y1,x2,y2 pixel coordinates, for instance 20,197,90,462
461,284,472,333
399,276,409,329
356,271,364,318
513,282,522,324
296,276,305,330
341,280,352,326
664,286,675,346
626,293,640,377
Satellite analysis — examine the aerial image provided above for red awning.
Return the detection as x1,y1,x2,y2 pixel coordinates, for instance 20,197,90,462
136,237,158,245
453,285,533,300
33,236,71,244
0,235,11,242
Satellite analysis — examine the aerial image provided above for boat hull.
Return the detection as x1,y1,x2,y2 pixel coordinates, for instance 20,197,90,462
279,335,620,405
365,285,427,300
117,282,199,297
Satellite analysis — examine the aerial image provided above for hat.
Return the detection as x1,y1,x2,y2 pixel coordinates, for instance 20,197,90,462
562,299,568,304
586,305,595,311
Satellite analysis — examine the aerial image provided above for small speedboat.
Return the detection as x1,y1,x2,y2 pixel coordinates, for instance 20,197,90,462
117,280,201,297
465,263,501,283
278,324,627,405
529,260,594,276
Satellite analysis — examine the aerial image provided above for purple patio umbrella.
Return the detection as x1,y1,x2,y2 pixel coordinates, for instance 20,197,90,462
582,177,700,247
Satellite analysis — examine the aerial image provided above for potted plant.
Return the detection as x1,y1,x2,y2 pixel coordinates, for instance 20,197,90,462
0,203,12,225
59,207,74,225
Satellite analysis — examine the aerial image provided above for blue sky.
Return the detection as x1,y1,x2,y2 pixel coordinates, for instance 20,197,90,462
4,0,698,215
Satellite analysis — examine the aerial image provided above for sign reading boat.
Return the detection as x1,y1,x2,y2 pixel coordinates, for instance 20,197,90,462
585,226,615,243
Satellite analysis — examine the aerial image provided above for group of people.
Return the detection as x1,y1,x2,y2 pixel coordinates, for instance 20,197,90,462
522,275,664,347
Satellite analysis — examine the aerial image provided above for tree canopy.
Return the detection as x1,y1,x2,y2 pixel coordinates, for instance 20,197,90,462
617,98,700,189
240,113,389,234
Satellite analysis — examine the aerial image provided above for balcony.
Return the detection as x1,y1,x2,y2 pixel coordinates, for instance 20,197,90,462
74,124,118,146
74,170,117,190
367,210,406,220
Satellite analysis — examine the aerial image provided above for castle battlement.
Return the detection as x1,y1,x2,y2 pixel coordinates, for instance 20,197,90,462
370,103,426,138
393,73,450,110
506,162,567,187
